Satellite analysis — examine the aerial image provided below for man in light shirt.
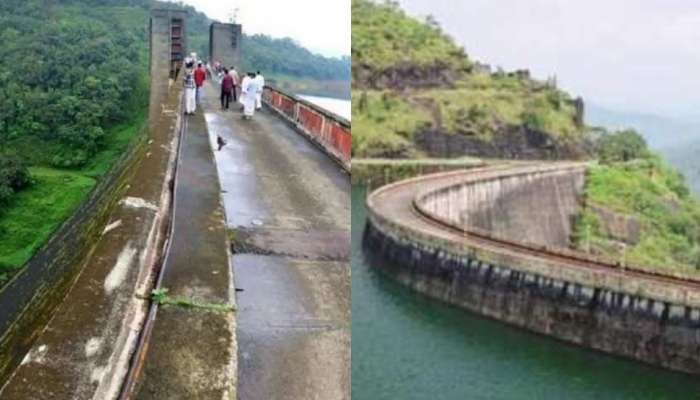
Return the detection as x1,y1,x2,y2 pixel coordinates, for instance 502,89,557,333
254,71,265,110
229,66,240,102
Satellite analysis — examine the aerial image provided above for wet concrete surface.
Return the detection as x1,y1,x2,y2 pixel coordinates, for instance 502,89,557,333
135,104,236,399
201,83,350,399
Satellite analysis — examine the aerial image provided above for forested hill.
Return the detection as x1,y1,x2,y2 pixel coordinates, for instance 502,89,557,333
173,2,350,82
0,0,348,277
352,0,589,159
181,3,350,97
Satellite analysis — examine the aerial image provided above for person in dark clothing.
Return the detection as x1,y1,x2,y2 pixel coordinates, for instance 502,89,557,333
221,68,234,110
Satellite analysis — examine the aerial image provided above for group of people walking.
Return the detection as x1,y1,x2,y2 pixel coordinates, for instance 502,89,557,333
182,53,265,120
219,68,265,119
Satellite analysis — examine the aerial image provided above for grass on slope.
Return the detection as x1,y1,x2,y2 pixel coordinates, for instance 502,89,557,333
0,113,146,284
352,73,581,157
0,168,95,278
574,157,700,274
352,0,468,71
353,91,431,157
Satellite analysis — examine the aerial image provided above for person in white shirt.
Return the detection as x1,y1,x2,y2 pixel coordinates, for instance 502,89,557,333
254,71,265,110
241,72,259,119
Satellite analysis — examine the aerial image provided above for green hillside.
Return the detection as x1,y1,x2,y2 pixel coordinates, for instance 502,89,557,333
0,0,349,282
574,132,700,274
351,0,587,158
0,0,150,282
352,1,700,275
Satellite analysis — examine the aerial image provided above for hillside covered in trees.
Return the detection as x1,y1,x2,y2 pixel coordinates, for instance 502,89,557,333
0,0,349,282
352,0,588,159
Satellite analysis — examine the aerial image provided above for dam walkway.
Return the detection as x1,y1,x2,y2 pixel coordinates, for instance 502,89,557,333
0,83,350,399
199,82,351,399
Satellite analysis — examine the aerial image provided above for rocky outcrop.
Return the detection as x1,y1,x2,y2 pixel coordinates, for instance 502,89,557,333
589,204,643,245
415,125,592,160
353,63,459,90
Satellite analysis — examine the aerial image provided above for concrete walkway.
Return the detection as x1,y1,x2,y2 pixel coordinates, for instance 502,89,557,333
134,102,236,399
201,83,351,399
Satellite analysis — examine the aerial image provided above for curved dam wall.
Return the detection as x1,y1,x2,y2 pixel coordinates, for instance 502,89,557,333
263,86,351,172
364,165,700,374
417,166,585,248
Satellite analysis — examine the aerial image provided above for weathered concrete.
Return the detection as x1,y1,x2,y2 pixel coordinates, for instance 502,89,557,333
209,22,242,68
417,165,586,248
201,82,351,399
364,164,700,374
0,41,184,400
150,9,187,79
263,86,351,172
134,106,236,399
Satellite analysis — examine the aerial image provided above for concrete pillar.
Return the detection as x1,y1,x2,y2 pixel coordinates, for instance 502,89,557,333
209,22,242,69
150,9,188,80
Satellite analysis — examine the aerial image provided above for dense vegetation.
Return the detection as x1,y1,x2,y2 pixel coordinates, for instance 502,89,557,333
351,0,586,158
0,0,350,281
0,0,150,281
574,130,700,274
352,0,468,73
0,1,149,167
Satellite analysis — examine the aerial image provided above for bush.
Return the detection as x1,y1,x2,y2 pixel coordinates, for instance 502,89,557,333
0,154,31,208
597,129,649,163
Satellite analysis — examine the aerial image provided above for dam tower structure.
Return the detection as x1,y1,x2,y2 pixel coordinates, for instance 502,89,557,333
150,9,187,80
210,22,243,68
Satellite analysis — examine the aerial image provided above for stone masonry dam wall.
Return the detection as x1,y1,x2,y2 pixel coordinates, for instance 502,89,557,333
364,164,700,374
263,86,351,172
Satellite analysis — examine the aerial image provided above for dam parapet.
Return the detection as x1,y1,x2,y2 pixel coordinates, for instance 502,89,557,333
365,163,700,374
263,86,351,172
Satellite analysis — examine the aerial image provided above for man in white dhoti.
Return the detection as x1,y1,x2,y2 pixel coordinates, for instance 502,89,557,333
254,71,265,110
239,73,251,107
242,72,259,119
184,71,196,115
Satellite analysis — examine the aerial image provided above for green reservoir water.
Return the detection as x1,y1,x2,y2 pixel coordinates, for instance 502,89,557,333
351,186,700,400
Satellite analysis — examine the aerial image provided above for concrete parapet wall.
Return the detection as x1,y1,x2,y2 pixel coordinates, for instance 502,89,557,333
416,164,586,247
364,164,700,374
351,157,486,186
263,86,351,171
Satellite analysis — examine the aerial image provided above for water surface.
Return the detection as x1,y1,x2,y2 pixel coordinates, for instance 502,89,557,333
352,185,700,400
298,95,351,120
